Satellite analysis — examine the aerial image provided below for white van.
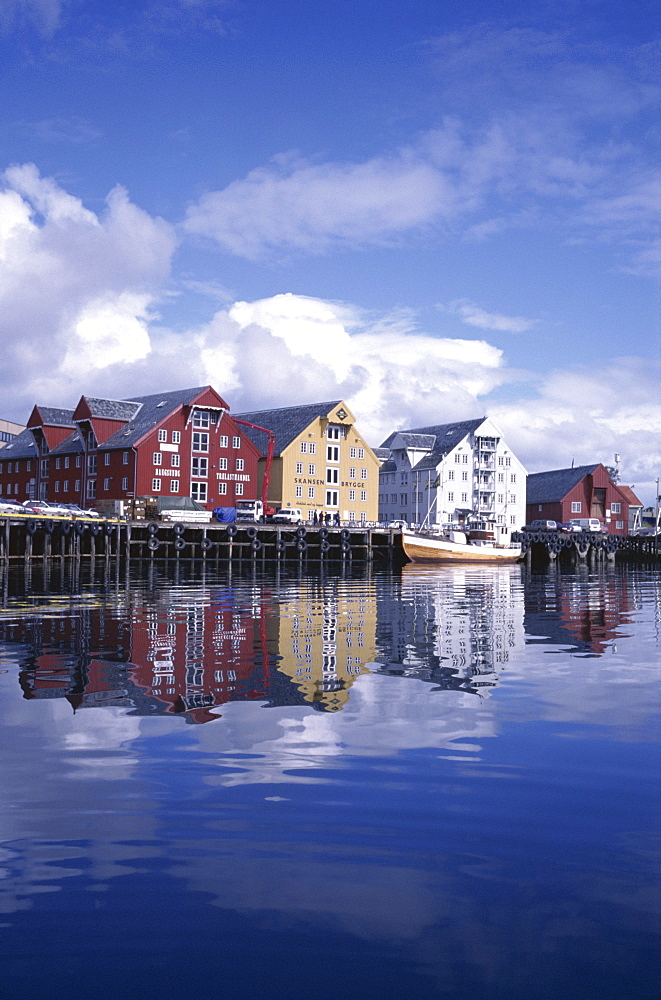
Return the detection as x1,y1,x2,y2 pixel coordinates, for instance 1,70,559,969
567,518,602,532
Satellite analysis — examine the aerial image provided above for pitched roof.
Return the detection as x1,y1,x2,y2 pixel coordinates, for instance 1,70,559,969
79,397,142,421
526,465,599,504
617,485,643,507
234,401,344,456
102,386,211,449
0,428,38,459
380,418,485,471
50,432,85,456
35,407,75,427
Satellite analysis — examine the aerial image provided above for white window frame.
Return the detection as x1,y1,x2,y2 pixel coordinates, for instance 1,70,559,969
158,429,167,442
193,432,209,452
152,478,161,492
571,501,582,513
235,482,244,496
170,479,180,493
232,435,241,448
172,431,181,444
153,452,162,466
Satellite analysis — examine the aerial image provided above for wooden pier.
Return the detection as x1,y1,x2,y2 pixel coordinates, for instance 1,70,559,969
513,529,660,564
0,515,403,566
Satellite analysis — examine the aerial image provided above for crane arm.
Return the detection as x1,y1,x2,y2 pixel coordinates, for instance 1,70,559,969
233,418,276,516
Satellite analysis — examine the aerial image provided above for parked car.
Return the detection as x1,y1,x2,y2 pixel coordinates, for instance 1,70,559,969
566,518,602,533
272,507,303,524
60,503,103,518
388,519,408,529
22,500,72,517
522,520,558,532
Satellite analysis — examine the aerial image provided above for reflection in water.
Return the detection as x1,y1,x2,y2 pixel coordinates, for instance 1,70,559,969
0,563,658,1000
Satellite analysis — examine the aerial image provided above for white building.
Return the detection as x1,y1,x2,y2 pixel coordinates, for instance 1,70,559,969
376,417,527,540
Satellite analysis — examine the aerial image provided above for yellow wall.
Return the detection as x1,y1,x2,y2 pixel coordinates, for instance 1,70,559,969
277,403,380,523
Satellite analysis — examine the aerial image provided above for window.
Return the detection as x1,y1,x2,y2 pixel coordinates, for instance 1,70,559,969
75,479,80,492
219,435,228,447
193,411,210,429
76,455,82,468
153,452,162,466
462,471,468,481
505,457,511,467
122,451,129,465
152,478,161,492
170,479,180,493
27,461,32,471
448,491,454,502
54,481,60,493
295,485,303,498
218,482,227,495
350,447,356,458
62,457,68,469
232,435,241,448
358,448,364,459
103,478,110,491
326,489,338,506
192,457,208,477
172,431,181,444
236,458,244,472
461,493,468,503
448,470,454,481
455,453,461,463
571,501,582,513
349,489,356,501
327,426,341,440
55,457,61,470
462,454,468,464
87,480,97,499
360,490,367,502
391,493,397,503
88,455,97,474
497,494,504,504
171,454,180,468
616,520,624,529
158,429,167,442
191,482,207,502
235,483,243,496
63,480,69,492
300,441,308,453
400,494,407,505
41,458,49,475
349,467,356,478
308,463,315,475
6,462,12,473
510,494,516,504
309,442,316,455
121,477,128,490
296,462,303,474
498,473,504,483
327,445,339,462
326,468,339,484
400,473,407,485
611,502,621,513
193,432,209,452
219,457,228,470
510,473,516,483
510,514,516,525
308,486,315,499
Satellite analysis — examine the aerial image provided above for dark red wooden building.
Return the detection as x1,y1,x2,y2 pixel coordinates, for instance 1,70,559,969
526,463,637,535
0,386,260,511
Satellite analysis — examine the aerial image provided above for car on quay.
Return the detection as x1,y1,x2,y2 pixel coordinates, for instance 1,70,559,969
22,500,73,517
60,503,103,518
272,507,303,524
522,520,559,532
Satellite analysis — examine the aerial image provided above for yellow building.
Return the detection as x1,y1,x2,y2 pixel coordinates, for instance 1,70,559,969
235,400,381,524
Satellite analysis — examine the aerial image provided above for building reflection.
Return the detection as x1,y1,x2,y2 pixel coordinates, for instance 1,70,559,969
1,565,648,723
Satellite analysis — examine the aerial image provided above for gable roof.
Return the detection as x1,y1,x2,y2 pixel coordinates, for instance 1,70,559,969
0,428,38,459
380,418,485,471
28,405,75,429
526,465,599,504
74,396,142,422
616,485,642,507
102,386,212,449
234,401,344,456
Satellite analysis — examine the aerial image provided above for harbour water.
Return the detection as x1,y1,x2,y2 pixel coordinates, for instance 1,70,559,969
0,562,659,1000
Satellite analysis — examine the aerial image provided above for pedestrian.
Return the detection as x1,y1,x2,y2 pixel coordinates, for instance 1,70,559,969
325,512,331,526
313,510,318,525
334,511,340,526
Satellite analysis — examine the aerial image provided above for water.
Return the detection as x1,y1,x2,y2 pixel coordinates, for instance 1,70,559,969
0,562,659,1000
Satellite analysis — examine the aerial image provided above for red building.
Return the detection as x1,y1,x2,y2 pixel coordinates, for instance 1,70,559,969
0,386,260,511
526,463,638,535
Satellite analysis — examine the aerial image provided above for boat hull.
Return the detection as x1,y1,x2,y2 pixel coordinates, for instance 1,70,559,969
402,530,522,564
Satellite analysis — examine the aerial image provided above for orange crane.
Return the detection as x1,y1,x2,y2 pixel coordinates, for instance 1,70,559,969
233,417,277,518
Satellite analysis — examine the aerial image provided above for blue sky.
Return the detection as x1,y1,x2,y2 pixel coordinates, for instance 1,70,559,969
0,0,659,500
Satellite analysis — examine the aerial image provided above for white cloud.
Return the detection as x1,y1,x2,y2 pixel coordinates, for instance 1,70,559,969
446,299,537,333
1,167,658,504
